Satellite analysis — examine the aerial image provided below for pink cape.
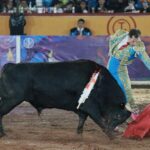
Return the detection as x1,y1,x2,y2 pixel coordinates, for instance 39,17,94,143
123,104,150,139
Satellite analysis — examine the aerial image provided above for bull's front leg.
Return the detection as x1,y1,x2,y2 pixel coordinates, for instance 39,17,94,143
80,100,113,138
77,112,88,134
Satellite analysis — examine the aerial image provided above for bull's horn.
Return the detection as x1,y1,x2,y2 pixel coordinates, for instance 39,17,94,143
125,103,133,112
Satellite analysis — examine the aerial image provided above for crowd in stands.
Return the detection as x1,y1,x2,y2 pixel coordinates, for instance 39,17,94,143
0,0,150,14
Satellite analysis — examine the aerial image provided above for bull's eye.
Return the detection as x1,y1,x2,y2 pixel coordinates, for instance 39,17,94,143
120,103,125,109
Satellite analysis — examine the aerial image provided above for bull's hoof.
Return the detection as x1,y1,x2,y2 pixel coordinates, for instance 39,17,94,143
77,128,83,134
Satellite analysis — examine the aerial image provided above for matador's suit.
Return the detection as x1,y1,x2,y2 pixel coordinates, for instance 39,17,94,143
107,29,150,110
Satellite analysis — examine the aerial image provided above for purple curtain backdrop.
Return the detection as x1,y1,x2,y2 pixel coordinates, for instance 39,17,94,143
0,36,16,68
20,36,150,80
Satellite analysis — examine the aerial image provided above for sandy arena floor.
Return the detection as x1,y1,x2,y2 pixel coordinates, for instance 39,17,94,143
0,88,150,150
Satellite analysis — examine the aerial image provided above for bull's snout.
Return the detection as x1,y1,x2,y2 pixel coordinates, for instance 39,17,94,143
109,109,131,129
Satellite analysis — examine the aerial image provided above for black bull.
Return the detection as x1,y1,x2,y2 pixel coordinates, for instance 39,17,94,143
0,60,131,137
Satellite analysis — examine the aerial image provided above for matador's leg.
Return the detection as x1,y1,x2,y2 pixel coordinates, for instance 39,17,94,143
118,65,136,111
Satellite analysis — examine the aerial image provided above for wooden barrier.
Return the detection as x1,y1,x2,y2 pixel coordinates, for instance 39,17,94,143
1,13,150,35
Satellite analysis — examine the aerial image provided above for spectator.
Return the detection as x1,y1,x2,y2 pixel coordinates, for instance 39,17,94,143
26,0,36,7
0,2,4,12
64,1,75,13
19,0,28,13
135,0,144,11
96,0,108,12
6,0,14,12
43,0,53,7
107,0,128,12
141,0,150,12
70,18,92,36
9,12,26,35
124,0,136,12
52,0,64,13
146,4,150,12
75,0,88,13
52,0,62,6
61,0,70,5
87,0,97,13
